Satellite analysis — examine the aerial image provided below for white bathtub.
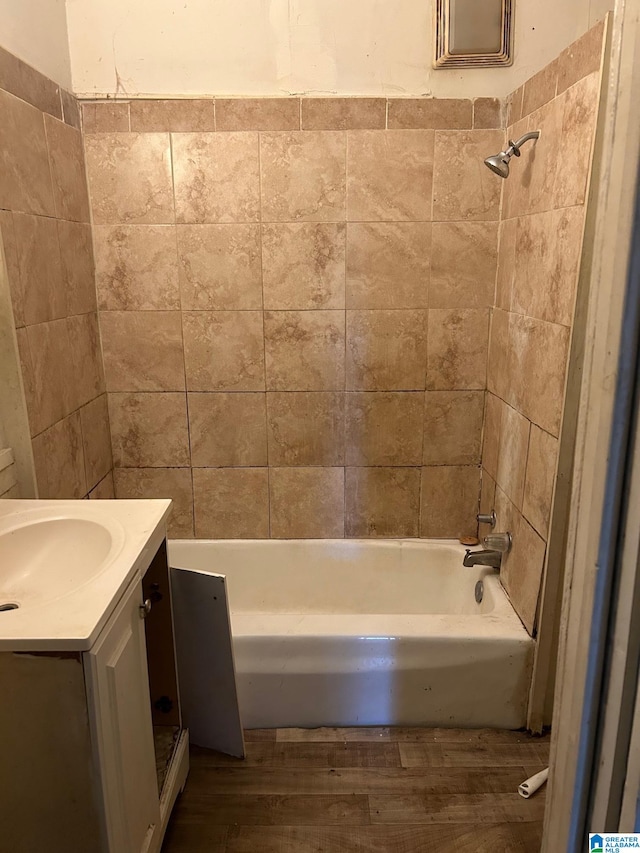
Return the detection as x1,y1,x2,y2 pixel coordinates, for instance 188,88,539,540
168,539,534,730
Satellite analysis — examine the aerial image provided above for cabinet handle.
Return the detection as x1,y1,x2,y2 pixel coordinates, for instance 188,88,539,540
139,599,152,619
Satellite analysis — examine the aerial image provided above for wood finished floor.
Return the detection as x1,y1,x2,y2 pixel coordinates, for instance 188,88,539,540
161,727,550,853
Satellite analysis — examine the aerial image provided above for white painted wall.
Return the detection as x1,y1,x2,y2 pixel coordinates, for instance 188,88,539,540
66,0,611,99
0,0,72,88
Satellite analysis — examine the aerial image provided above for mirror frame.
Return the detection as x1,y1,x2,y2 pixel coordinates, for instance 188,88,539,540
434,0,514,68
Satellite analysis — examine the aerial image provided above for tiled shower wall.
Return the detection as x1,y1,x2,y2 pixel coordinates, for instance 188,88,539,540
83,98,503,539
480,20,606,633
0,47,113,501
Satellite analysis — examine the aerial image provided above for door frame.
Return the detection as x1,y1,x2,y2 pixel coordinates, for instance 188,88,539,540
543,0,640,847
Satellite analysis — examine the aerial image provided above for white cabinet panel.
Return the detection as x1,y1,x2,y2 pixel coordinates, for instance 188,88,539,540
86,580,160,853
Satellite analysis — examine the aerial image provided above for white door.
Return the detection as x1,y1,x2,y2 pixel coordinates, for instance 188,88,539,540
170,566,245,757
86,579,160,853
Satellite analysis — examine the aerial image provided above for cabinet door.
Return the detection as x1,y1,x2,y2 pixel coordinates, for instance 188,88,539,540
86,580,160,853
170,566,245,757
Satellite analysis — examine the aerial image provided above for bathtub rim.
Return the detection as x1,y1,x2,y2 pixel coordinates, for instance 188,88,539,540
168,536,530,638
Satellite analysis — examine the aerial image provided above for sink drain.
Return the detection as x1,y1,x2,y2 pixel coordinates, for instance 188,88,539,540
0,602,19,612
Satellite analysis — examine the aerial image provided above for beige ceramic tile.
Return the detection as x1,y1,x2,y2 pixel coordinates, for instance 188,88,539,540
495,218,517,311
387,99,472,130
109,392,190,467
262,223,346,310
479,471,497,538
58,221,97,316
482,392,503,481
260,131,346,222
193,467,269,538
15,327,40,437
114,468,194,538
30,432,49,498
553,72,600,210
84,132,174,224
423,390,484,466
432,130,503,221
347,130,434,221
62,91,81,131
264,310,345,391
12,212,65,325
346,310,428,391
346,467,420,537
89,471,115,500
270,467,345,538
430,222,498,309
493,482,519,538
426,309,489,390
21,320,74,435
508,313,570,436
473,98,502,129
486,308,511,403
100,311,185,392
80,394,113,491
501,512,547,634
44,115,90,222
216,98,300,131
507,86,524,126
302,99,386,130
512,207,585,326
523,425,559,539
41,411,87,499
267,392,345,466
0,46,62,118
346,222,431,309
509,68,596,217
0,89,55,216
173,132,260,223
502,111,555,219
420,466,480,538
177,224,262,310
93,225,180,310
183,311,265,391
129,99,215,132
556,19,604,95
521,61,558,118
345,392,423,466
188,392,268,466
495,403,531,510
82,102,130,133
0,211,23,327
68,313,105,408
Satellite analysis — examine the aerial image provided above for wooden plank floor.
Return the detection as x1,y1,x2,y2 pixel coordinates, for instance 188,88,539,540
162,727,550,853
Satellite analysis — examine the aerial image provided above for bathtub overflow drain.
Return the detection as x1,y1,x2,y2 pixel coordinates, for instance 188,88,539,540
0,602,19,612
474,581,484,605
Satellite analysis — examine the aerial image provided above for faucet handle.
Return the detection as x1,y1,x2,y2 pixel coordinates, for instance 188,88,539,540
483,532,512,553
477,510,496,527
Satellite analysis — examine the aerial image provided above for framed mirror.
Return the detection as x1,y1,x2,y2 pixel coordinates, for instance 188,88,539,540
434,0,513,68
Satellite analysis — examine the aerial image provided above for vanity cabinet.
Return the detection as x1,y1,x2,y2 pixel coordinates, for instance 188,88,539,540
0,539,189,853
86,577,162,852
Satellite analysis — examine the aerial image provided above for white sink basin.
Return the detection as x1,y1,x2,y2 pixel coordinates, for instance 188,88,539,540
0,499,171,650
0,516,117,609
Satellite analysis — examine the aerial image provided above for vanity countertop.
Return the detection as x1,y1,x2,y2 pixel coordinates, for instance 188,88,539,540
0,499,171,651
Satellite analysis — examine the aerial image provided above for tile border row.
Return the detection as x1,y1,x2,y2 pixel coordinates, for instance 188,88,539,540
0,45,80,129
80,96,503,134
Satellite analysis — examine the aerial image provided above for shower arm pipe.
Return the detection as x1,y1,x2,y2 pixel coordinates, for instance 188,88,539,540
507,131,540,156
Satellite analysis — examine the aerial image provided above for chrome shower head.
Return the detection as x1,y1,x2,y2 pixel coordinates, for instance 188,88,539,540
484,131,541,179
484,153,511,178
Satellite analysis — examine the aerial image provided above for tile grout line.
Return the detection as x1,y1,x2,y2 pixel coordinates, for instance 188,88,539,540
343,130,349,535
257,130,272,538
169,129,196,536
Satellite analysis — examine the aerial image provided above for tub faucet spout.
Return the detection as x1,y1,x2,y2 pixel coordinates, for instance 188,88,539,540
463,549,503,569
